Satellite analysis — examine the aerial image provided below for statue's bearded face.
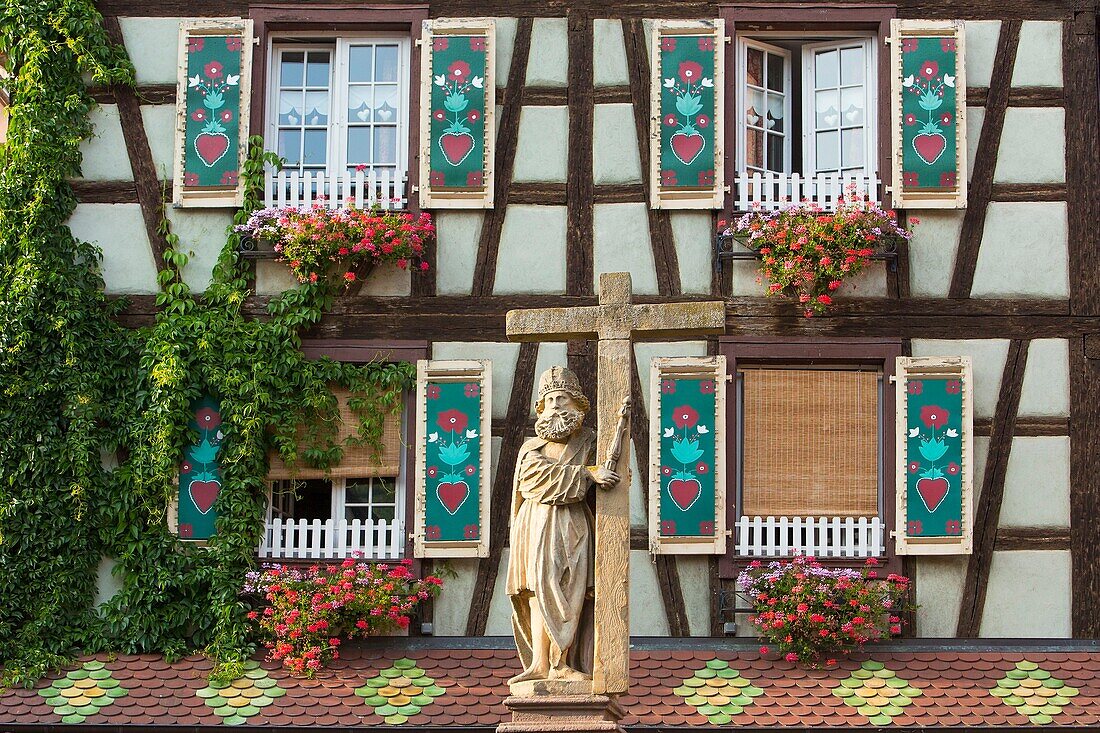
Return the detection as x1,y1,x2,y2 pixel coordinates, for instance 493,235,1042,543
535,390,585,443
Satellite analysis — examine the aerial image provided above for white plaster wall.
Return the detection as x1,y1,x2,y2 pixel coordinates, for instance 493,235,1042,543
485,549,515,635
633,341,709,416
965,106,984,184
836,263,888,298
494,18,519,87
914,555,968,637
431,558,479,635
433,342,520,420
141,104,179,181
676,555,712,636
593,19,629,87
593,204,657,295
79,105,133,180
512,106,568,182
994,108,1065,184
964,21,1001,88
593,104,642,185
971,202,1069,298
1012,21,1063,87
255,261,299,295
119,17,185,85
911,339,1009,419
1018,339,1070,417
69,203,159,293
670,213,713,295
435,211,483,295
495,205,568,293
525,19,569,86
630,549,670,635
999,436,1070,527
907,211,963,297
165,208,234,292
727,261,765,296
979,550,1072,637
96,557,124,606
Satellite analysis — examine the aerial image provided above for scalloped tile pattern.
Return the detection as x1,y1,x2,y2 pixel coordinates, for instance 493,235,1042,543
992,660,1081,725
36,660,128,724
354,657,448,724
673,658,765,724
197,660,286,726
833,660,923,725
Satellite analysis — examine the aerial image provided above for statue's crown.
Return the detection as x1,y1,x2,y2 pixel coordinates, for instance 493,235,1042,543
537,365,583,402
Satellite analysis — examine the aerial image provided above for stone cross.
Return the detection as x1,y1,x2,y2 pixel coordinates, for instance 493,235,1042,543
506,272,725,695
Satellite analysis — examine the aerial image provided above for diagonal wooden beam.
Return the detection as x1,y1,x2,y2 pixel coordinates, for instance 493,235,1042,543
623,18,682,297
465,342,539,635
566,11,594,297
102,15,171,276
956,338,1029,637
948,20,1021,299
471,18,533,298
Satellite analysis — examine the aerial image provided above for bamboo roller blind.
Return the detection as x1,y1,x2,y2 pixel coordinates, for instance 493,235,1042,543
741,368,879,518
268,387,402,479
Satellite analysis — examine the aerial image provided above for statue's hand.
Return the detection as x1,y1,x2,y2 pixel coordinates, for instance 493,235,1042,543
589,467,620,488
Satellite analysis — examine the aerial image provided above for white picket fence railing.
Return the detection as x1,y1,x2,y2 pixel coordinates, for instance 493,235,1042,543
735,515,885,558
258,517,403,560
264,169,408,210
733,171,881,212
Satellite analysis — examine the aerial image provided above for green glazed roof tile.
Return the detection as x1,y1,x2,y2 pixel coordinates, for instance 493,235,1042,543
676,658,765,721
833,661,924,725
992,660,1076,725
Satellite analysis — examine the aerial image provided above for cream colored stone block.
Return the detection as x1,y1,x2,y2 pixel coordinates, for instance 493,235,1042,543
120,18,185,85
911,339,1009,419
1000,437,1070,527
495,205,567,293
995,109,1065,183
965,106,984,184
593,19,630,87
1012,21,1063,87
69,203,158,293
593,203,657,295
971,202,1068,298
494,18,519,87
907,210,964,297
79,105,133,181
164,208,234,292
677,556,712,636
593,104,642,185
431,558,479,635
1019,339,1070,417
141,104,179,181
914,555,968,636
629,549,670,635
432,342,519,419
485,548,515,635
670,212,714,295
964,20,1001,88
632,341,708,416
980,550,1071,637
512,106,569,182
435,211,484,295
525,19,569,86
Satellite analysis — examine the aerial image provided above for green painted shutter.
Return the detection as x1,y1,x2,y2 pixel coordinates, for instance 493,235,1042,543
890,20,967,208
419,19,495,209
414,360,491,557
651,20,725,209
177,396,223,540
895,356,974,554
173,20,253,208
649,357,727,554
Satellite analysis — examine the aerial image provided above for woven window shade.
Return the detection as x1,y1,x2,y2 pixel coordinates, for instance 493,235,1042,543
268,388,402,479
741,368,879,517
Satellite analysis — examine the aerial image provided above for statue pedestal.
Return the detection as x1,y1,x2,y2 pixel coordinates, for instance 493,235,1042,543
498,694,625,733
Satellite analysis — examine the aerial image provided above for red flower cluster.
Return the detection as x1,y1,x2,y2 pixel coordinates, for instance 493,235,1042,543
737,555,913,664
244,558,442,677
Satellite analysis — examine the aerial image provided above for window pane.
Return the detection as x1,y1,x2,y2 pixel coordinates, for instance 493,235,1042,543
840,86,864,126
375,44,399,82
747,128,763,169
374,84,400,123
815,49,839,88
766,53,785,92
815,89,839,130
816,130,839,172
767,133,784,172
373,126,398,165
277,129,301,165
348,45,374,83
305,51,331,87
842,128,864,167
346,480,372,503
746,47,763,87
280,52,304,87
348,86,371,122
290,479,333,521
303,91,329,126
347,126,371,164
278,90,302,125
346,505,371,521
302,129,327,165
373,505,396,521
840,46,865,85
373,478,396,503
746,87,765,128
766,93,785,134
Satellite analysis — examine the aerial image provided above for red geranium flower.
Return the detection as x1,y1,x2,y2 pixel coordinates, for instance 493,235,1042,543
447,60,471,83
919,404,948,429
196,407,221,429
671,405,699,429
437,408,468,433
678,60,703,84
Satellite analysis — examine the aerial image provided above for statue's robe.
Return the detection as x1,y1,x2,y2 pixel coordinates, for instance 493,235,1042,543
506,427,596,676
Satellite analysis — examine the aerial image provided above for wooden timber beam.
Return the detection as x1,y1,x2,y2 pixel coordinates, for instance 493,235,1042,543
995,527,1071,551
566,11,595,297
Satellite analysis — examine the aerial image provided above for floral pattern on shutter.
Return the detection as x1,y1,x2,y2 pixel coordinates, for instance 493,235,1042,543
889,20,967,209
177,396,222,540
419,19,495,209
895,356,974,554
649,357,727,554
173,20,252,208
650,20,725,210
414,360,491,558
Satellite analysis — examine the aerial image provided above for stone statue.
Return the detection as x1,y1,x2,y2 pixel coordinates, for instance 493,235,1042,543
507,366,620,687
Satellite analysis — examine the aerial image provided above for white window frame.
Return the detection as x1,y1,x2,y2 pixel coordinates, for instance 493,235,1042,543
266,34,411,182
801,37,877,179
735,37,792,176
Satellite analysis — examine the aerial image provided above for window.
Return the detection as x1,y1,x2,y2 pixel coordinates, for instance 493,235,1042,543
720,338,901,574
267,37,410,182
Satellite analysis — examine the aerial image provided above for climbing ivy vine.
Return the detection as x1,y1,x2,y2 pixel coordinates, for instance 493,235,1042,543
0,0,414,686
